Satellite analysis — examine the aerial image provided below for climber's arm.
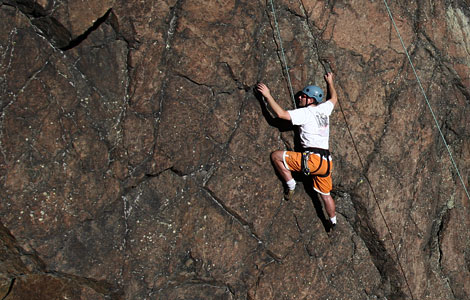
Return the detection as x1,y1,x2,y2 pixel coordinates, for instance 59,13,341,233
256,83,291,120
325,73,338,107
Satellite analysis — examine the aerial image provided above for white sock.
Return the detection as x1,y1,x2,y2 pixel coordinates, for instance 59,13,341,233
286,179,296,190
330,215,337,224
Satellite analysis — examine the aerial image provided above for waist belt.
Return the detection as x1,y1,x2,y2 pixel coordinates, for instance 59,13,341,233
301,147,331,177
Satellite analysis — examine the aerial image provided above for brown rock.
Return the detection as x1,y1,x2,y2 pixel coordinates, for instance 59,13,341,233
8,0,115,48
5,274,109,300
1,1,470,299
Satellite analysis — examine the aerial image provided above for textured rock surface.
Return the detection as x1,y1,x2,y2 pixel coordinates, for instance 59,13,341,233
1,0,469,299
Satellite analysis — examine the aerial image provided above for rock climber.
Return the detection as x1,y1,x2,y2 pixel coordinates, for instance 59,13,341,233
256,72,338,228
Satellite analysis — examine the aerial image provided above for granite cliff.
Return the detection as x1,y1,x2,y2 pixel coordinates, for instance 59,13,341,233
1,0,470,299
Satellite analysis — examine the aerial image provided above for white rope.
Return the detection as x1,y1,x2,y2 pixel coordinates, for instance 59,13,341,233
268,0,297,108
383,0,470,202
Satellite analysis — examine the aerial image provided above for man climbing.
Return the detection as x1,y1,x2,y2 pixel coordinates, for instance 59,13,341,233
256,72,338,228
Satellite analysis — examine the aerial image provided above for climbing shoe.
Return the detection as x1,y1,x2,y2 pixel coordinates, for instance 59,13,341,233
327,221,337,233
284,188,295,201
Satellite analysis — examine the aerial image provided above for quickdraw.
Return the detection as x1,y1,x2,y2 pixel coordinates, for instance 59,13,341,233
301,148,331,177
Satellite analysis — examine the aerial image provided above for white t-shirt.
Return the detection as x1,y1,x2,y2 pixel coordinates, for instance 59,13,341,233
288,101,334,149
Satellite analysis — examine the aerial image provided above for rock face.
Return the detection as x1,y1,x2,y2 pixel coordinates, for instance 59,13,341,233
1,0,469,299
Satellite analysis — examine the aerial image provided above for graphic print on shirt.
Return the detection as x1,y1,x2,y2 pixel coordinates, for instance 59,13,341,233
315,113,329,137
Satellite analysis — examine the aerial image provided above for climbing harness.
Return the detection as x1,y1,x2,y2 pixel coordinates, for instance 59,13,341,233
301,148,331,177
383,0,470,203
268,0,296,108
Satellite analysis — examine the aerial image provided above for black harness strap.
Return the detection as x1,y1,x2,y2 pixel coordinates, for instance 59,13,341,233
301,148,331,177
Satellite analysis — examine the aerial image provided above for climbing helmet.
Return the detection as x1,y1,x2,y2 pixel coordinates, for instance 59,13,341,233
302,85,324,103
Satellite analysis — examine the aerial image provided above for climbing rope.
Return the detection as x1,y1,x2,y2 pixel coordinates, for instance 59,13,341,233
268,0,297,108
267,0,413,297
290,1,415,298
383,0,470,201
338,95,416,299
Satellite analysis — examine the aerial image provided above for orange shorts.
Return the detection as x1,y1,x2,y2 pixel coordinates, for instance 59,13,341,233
283,151,333,195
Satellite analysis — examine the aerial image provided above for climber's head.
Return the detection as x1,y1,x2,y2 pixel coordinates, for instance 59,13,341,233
296,92,310,108
301,85,324,105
